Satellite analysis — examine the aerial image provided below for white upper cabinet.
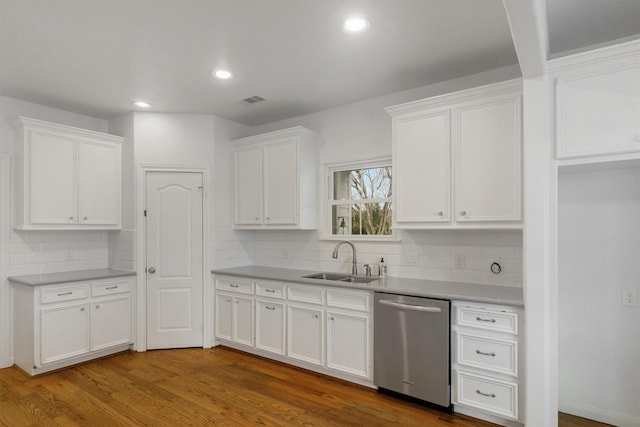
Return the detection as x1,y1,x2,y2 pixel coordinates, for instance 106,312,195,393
232,126,319,229
13,117,122,230
552,40,640,162
393,108,451,223
386,80,522,229
455,95,522,223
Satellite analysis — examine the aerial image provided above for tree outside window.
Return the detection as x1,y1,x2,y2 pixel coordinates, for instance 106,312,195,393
329,160,392,238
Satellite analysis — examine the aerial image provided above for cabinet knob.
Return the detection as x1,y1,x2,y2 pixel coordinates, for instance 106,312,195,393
266,217,271,220
438,211,444,217
80,307,85,312
460,210,468,217
95,305,100,309
148,267,156,274
83,216,88,220
69,216,74,220
312,314,319,319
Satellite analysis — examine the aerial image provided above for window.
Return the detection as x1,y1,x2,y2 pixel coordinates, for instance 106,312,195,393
327,158,393,239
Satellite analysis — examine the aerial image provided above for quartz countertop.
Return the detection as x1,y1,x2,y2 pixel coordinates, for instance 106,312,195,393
9,268,136,287
211,265,523,307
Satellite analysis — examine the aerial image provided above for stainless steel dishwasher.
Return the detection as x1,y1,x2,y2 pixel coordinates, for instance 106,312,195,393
374,292,451,409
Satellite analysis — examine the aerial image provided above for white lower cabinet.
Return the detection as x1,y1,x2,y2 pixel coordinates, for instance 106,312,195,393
451,301,524,424
214,276,373,385
287,304,324,366
326,310,370,378
12,276,134,375
40,302,90,364
255,299,285,355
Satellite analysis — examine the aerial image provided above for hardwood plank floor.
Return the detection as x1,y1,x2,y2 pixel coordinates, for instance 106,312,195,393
0,346,608,426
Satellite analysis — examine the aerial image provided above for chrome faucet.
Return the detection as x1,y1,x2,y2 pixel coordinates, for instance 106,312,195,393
332,240,357,276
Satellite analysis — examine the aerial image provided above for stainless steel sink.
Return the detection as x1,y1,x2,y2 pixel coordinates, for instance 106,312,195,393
338,276,377,283
302,272,377,283
303,272,352,281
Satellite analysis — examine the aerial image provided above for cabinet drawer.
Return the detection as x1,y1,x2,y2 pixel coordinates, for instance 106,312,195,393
455,370,518,420
92,279,131,297
216,278,254,294
456,305,518,335
326,289,370,312
40,284,90,304
456,332,518,377
255,281,285,299
288,285,324,305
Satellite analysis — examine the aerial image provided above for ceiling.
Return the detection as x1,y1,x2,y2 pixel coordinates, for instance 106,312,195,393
1,0,639,127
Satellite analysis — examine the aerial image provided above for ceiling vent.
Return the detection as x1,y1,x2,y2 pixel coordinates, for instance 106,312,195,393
243,95,266,104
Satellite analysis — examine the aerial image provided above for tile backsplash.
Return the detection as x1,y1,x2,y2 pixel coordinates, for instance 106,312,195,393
10,230,109,276
10,227,523,288
245,229,523,287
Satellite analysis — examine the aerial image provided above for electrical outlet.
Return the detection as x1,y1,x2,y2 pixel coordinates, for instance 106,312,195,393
406,254,417,266
622,288,638,307
455,255,465,269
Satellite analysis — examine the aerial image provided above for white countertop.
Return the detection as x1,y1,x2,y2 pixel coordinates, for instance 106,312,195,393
9,268,136,286
211,265,523,306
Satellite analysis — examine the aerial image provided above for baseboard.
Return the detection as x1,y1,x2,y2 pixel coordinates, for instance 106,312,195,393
559,400,640,426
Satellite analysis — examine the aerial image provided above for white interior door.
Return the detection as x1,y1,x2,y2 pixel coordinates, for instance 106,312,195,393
146,171,203,349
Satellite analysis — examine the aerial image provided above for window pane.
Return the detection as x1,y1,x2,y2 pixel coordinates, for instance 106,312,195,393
333,167,392,201
331,202,392,236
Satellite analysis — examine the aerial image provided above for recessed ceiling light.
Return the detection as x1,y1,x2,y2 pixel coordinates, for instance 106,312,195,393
214,69,233,80
133,101,151,108
343,16,370,34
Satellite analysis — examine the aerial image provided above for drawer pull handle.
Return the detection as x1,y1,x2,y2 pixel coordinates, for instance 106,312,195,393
265,306,276,311
476,316,496,323
266,289,275,293
58,292,73,296
476,390,496,398
230,284,239,288
476,350,496,357
106,286,118,290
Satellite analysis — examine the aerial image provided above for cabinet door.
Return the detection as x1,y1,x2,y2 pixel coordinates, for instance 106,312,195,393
91,296,131,351
39,303,90,365
326,310,370,379
29,131,77,224
255,299,285,355
263,139,298,225
214,293,234,341
393,109,450,225
287,304,323,366
233,296,254,346
455,96,522,222
556,64,640,159
234,145,262,225
78,140,120,225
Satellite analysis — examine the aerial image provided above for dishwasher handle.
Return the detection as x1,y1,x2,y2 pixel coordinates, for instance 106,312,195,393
378,299,442,313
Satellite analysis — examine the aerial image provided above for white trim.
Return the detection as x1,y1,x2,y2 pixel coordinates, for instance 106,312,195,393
136,164,211,351
559,400,640,427
323,157,396,241
0,154,12,368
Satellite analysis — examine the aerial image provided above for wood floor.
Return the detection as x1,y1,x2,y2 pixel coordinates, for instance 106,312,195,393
0,346,608,426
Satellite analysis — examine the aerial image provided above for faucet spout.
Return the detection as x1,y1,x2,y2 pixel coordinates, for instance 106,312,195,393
332,241,357,276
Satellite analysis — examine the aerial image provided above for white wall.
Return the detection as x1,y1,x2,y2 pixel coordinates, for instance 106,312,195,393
211,116,253,269
236,65,524,287
558,164,640,426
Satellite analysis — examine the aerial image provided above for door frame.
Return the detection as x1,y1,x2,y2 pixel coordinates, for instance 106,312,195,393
136,164,211,351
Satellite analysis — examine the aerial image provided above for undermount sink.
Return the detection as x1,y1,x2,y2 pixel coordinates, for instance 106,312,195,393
303,272,351,281
302,272,377,284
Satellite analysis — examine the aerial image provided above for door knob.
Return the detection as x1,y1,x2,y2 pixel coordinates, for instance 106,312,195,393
148,267,156,274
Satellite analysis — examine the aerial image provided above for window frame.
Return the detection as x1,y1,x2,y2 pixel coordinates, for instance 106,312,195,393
324,157,397,241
